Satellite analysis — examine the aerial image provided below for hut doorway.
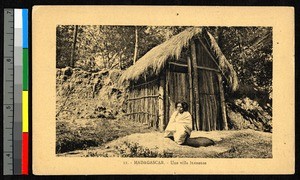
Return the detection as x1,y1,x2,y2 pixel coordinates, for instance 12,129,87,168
167,71,190,121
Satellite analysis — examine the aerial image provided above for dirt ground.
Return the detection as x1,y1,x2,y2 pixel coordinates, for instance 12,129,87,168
58,129,272,158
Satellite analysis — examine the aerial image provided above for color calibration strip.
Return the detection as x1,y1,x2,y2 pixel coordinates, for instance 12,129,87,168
21,9,29,175
3,9,28,175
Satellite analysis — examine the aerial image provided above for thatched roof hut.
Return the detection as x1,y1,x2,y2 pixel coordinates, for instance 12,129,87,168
120,27,238,131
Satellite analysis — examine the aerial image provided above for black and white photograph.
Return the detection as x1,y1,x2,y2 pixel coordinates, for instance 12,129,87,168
55,25,273,158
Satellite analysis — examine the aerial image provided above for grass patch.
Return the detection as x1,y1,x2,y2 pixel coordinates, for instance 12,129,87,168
209,131,272,158
56,118,153,153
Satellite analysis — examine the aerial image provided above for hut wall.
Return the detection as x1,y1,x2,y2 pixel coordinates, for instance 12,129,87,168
126,79,159,128
195,39,222,131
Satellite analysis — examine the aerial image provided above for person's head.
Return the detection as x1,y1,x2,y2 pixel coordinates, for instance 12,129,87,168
175,101,189,113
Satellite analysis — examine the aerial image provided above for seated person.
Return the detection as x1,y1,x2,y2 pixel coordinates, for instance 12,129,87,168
164,101,192,145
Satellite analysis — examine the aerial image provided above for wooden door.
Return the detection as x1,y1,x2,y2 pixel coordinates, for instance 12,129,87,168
168,72,190,118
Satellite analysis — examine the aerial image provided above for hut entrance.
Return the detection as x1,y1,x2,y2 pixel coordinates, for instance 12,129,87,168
168,71,190,121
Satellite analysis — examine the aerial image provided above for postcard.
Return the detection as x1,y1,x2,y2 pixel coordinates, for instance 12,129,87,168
32,6,294,174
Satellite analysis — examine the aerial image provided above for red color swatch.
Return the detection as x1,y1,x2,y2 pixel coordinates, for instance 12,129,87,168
22,132,28,175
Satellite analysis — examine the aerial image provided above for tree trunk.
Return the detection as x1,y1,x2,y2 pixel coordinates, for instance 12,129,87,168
133,26,139,64
70,25,78,67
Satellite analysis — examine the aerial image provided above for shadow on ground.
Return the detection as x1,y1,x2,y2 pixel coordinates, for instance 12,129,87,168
168,136,215,148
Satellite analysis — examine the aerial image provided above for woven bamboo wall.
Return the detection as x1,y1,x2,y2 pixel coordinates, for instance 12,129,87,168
126,79,159,128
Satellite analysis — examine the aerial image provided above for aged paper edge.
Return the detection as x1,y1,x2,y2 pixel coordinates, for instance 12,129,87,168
32,6,295,175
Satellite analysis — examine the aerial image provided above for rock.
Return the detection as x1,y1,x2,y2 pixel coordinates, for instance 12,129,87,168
63,67,73,76
227,97,272,132
227,109,250,130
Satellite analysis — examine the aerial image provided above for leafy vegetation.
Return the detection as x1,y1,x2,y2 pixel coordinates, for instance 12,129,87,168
56,26,186,70
208,27,272,93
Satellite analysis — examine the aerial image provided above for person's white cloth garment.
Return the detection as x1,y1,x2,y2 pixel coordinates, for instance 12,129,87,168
164,111,192,144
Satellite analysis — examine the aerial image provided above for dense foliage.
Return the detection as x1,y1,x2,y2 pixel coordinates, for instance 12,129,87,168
57,26,187,70
208,27,272,95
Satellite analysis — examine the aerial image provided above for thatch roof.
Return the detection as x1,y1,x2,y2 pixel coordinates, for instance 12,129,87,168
119,27,238,92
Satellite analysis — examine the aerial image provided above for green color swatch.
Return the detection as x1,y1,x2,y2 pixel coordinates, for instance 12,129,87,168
23,48,28,90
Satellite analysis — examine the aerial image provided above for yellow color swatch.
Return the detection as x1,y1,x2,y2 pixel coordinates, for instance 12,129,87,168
22,91,28,132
